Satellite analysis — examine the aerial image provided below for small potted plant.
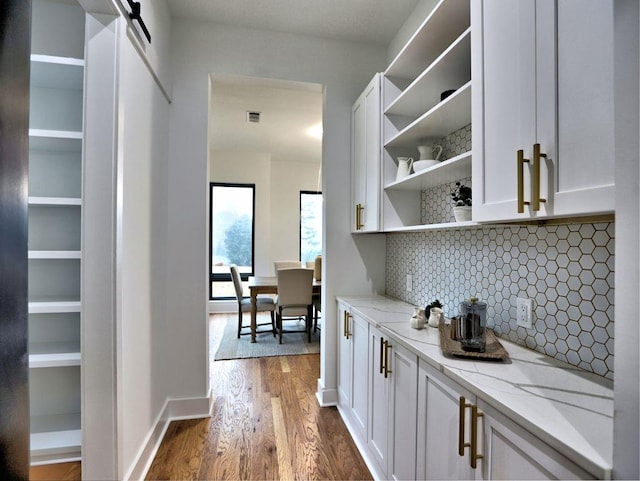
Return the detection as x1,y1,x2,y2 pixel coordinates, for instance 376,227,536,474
450,182,472,222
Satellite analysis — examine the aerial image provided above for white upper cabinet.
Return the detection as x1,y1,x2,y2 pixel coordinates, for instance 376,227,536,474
381,0,473,232
351,73,382,233
472,0,616,222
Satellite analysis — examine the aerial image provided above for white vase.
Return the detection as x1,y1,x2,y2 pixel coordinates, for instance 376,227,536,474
428,307,443,328
410,307,426,330
453,206,472,222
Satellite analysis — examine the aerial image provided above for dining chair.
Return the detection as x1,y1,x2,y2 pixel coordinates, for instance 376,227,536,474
306,260,322,332
230,265,276,339
275,268,314,344
274,260,302,273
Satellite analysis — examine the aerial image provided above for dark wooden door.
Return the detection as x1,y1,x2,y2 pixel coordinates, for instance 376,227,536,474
0,0,31,479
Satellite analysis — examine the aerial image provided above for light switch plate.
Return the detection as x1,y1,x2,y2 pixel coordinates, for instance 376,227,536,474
406,274,413,292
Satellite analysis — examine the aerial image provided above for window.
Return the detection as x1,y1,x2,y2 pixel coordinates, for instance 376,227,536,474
209,183,255,299
300,191,322,263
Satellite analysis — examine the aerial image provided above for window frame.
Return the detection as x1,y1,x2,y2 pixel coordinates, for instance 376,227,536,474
299,190,322,263
209,182,256,300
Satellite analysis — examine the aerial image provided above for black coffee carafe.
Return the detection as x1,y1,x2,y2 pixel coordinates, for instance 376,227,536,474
459,297,487,352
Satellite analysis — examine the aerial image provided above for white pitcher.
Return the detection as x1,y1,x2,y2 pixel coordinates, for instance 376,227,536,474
396,157,413,181
417,144,443,161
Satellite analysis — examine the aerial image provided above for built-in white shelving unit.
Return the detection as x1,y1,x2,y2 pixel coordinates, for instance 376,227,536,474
28,0,85,465
382,0,472,232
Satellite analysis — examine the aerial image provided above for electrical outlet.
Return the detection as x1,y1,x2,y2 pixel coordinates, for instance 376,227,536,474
406,274,413,292
516,297,533,328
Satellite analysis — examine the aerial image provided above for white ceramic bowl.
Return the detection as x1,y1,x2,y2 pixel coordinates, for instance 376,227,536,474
413,160,440,173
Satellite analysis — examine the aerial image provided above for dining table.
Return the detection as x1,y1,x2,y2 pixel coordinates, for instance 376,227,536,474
247,275,321,343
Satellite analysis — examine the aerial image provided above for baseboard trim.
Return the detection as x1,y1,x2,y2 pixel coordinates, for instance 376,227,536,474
124,394,212,481
315,379,338,406
209,300,235,313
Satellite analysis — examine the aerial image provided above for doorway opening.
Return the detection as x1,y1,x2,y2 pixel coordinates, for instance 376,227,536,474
207,73,324,362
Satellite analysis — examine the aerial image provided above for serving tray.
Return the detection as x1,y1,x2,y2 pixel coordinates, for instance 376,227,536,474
438,322,509,361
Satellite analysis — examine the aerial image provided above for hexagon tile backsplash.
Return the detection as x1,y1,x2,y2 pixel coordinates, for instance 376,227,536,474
386,222,615,380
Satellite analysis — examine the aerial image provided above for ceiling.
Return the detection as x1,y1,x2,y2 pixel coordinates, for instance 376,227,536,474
209,75,323,164
165,0,420,46
170,1,420,164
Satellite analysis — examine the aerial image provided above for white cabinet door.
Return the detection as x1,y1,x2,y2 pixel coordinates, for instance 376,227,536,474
337,302,352,410
547,0,615,217
337,304,369,439
387,340,418,481
417,360,475,480
367,325,390,475
367,325,418,480
351,73,381,232
472,0,538,221
351,312,369,437
476,400,594,480
473,0,615,222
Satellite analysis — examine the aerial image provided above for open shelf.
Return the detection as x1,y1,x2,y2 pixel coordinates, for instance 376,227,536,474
30,129,83,143
29,0,86,466
29,298,81,314
381,0,472,232
383,220,478,233
28,250,81,259
29,342,81,368
386,0,470,80
386,28,471,118
384,81,471,147
29,197,82,206
385,151,472,191
30,55,84,90
30,413,81,465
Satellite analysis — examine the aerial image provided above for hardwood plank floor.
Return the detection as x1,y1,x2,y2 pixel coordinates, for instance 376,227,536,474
29,462,81,481
146,354,372,481
30,315,370,480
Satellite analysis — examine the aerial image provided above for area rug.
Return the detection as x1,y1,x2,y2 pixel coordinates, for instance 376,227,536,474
214,315,320,360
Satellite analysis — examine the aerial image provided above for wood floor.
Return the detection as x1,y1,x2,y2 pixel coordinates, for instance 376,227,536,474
29,462,81,480
30,316,370,480
146,354,371,480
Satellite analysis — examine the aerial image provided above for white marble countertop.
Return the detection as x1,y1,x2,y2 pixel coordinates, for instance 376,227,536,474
337,295,613,479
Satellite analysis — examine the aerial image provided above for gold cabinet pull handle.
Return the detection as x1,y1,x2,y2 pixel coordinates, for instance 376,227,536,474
458,396,472,456
517,149,531,213
532,143,547,211
470,405,484,469
343,311,348,338
379,337,385,374
355,203,364,230
384,340,392,378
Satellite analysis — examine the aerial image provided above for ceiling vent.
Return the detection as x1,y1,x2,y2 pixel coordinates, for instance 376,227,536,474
246,111,261,123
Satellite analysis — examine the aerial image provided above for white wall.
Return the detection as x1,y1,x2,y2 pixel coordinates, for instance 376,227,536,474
210,152,322,277
613,1,640,478
168,19,387,406
269,160,322,270
80,0,175,479
116,23,171,478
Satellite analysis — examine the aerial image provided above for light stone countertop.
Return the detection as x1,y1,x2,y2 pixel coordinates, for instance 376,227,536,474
337,295,613,479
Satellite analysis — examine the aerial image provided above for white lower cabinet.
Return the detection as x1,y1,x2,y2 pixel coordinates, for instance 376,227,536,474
417,360,475,480
337,301,598,480
417,360,593,481
368,325,418,480
475,400,594,480
337,303,369,438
